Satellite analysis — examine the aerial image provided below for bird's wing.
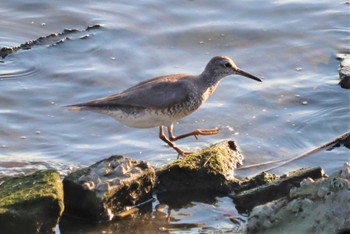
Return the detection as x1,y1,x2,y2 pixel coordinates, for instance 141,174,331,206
70,74,196,109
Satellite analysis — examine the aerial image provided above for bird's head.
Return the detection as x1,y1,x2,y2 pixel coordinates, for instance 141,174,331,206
203,55,262,83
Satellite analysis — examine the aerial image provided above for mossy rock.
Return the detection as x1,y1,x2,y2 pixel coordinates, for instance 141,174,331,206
0,169,64,233
156,140,243,193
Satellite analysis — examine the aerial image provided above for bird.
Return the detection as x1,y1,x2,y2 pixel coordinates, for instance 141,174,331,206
67,55,262,156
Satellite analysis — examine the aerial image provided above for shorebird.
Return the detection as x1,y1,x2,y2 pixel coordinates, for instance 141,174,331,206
68,55,262,156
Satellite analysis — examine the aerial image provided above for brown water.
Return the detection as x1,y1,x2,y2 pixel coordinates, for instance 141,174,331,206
0,0,349,233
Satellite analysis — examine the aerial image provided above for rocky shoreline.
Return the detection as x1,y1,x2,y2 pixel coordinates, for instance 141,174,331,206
1,137,349,233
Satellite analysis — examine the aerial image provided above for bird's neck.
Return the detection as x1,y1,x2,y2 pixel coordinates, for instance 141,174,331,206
196,72,223,102
198,71,224,91
200,70,226,86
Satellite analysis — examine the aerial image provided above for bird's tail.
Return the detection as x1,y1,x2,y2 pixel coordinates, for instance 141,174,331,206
65,105,89,112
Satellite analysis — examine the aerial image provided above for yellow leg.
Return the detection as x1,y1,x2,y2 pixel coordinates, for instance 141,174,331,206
158,126,192,157
167,124,219,141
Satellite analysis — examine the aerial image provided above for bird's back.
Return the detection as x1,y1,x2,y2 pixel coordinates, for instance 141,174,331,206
68,73,202,110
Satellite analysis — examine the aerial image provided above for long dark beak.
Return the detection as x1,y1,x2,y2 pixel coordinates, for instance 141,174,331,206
236,68,262,82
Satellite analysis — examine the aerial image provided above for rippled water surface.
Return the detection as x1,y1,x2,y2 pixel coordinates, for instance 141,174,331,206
1,0,349,232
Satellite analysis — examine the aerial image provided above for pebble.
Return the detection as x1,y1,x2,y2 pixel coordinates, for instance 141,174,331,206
82,181,95,190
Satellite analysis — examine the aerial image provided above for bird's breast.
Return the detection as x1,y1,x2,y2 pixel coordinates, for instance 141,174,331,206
200,83,219,103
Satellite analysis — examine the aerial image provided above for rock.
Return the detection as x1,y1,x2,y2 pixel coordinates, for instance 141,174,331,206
0,25,102,59
337,53,350,89
156,140,243,193
247,163,350,234
63,155,155,221
231,167,324,212
0,47,14,59
0,170,64,233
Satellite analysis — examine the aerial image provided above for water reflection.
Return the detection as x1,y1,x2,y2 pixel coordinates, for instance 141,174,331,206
58,193,244,233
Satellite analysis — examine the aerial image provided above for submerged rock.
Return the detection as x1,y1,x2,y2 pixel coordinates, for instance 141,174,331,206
156,140,243,193
0,47,14,59
247,163,350,234
63,155,155,221
0,170,64,233
337,53,350,89
0,24,101,59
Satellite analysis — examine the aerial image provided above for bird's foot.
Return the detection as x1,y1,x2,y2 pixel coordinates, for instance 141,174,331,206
177,150,194,158
170,128,220,141
191,128,220,140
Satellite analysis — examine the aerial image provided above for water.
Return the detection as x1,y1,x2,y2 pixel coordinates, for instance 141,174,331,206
0,0,349,232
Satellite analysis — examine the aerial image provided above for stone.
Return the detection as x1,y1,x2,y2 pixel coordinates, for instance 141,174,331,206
230,167,324,212
0,170,64,233
156,140,243,193
337,53,350,89
247,163,350,234
0,47,14,59
63,155,155,221
0,24,101,59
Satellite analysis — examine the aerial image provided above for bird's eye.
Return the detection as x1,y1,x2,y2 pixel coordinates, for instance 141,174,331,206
224,62,232,68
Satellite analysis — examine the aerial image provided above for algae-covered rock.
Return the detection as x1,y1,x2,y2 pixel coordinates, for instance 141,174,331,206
247,163,350,234
0,169,64,233
156,140,243,193
231,167,324,212
63,155,155,221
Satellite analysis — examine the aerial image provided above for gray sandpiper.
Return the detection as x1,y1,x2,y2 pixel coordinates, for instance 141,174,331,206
68,55,262,156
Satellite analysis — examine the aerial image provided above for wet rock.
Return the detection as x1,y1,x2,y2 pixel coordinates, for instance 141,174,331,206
156,140,243,193
247,163,350,234
337,53,350,89
230,167,324,212
63,155,155,221
0,47,14,58
0,170,64,233
0,24,102,59
86,24,102,31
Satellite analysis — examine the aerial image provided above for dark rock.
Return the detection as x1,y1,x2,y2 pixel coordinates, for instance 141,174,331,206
235,172,279,192
63,155,155,221
0,47,14,59
0,25,102,59
0,170,64,233
230,167,324,212
63,28,80,34
156,140,243,193
86,24,102,31
337,53,350,89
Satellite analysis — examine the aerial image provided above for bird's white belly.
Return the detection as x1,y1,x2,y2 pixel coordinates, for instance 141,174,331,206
98,109,183,128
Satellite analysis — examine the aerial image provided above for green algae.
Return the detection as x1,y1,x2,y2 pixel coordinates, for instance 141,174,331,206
0,169,64,214
0,170,64,232
160,141,240,179
157,141,243,192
